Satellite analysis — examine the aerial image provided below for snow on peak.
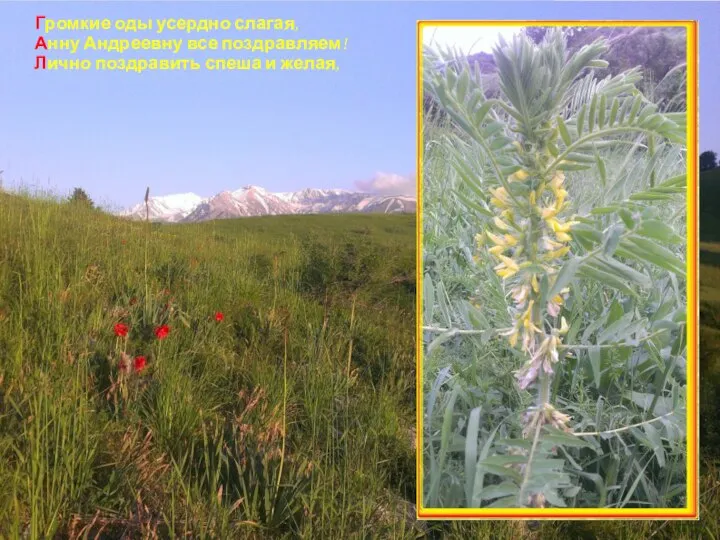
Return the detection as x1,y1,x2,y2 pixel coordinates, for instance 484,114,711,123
119,184,415,222
232,185,268,196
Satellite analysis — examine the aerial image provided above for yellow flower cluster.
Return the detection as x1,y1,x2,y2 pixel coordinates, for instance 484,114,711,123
476,167,578,393
483,171,578,281
537,171,579,262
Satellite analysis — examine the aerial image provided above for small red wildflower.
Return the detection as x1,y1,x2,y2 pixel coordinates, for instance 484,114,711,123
134,356,146,372
121,239,127,245
154,325,170,340
114,323,129,338
215,312,224,322
129,297,138,306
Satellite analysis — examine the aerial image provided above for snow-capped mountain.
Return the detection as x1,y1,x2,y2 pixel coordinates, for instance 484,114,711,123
358,195,416,214
183,186,298,222
120,193,205,222
119,185,416,223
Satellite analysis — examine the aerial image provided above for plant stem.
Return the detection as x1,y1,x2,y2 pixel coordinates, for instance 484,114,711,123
273,328,289,521
144,188,150,324
538,370,551,408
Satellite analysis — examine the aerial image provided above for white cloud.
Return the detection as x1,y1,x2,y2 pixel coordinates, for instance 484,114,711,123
422,25,525,55
355,172,416,196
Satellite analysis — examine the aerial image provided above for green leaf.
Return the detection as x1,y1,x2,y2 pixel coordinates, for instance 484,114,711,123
595,256,651,289
589,346,602,387
454,165,486,200
557,116,572,146
595,152,607,186
597,311,635,344
477,463,522,484
557,162,592,172
609,97,620,126
490,136,513,151
425,366,450,429
544,488,569,508
620,458,653,508
481,455,529,466
602,224,623,257
467,88,484,114
566,152,596,164
427,331,456,355
577,264,636,297
623,236,685,276
456,69,470,104
542,427,596,449
577,103,586,136
479,482,520,501
618,208,635,229
575,471,607,507
643,423,666,468
590,206,620,216
629,192,676,201
474,102,494,127
641,113,665,131
659,174,686,189
437,386,460,479
548,257,580,300
456,191,493,217
444,105,479,141
637,220,684,245
423,277,435,327
500,165,524,176
472,422,508,504
547,139,559,157
564,485,582,498
483,122,505,138
487,495,521,508
637,104,658,125
626,391,674,416
465,407,482,505
530,458,568,473
627,94,643,123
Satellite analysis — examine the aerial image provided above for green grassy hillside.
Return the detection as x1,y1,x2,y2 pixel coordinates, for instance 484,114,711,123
0,191,419,538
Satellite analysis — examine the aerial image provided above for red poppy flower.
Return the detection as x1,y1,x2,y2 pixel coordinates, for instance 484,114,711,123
214,312,224,322
114,323,129,337
134,356,146,372
154,325,170,340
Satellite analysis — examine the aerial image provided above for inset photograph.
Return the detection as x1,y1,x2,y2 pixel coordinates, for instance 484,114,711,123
419,22,697,518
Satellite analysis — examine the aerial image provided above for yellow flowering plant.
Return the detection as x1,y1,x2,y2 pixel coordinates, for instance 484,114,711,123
423,28,687,509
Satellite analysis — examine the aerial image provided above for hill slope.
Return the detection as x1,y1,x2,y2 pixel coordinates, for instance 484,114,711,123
0,192,419,537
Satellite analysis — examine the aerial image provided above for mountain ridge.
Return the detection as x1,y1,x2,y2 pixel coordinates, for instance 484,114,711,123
119,185,416,223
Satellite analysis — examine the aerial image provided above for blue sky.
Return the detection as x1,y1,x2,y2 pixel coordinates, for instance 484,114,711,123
0,1,717,210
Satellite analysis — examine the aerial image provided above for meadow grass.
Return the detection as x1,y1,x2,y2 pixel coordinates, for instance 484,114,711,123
0,190,419,538
419,101,718,537
1,184,718,539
